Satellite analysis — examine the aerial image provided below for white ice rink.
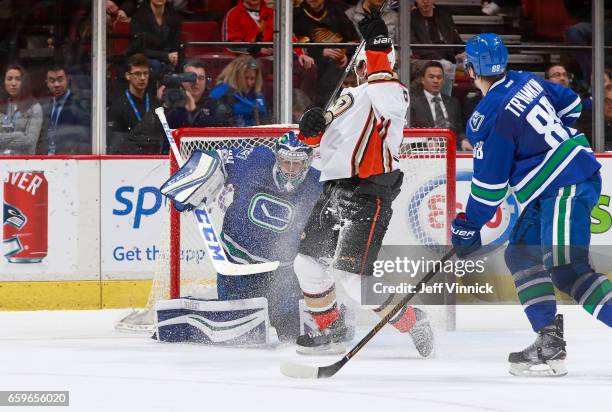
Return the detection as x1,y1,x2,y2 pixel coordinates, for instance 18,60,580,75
0,305,610,412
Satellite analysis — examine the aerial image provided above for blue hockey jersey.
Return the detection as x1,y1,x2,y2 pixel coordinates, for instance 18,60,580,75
465,70,601,228
218,146,323,266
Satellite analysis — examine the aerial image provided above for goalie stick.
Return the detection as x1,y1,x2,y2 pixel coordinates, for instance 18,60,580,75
280,248,455,379
155,107,280,276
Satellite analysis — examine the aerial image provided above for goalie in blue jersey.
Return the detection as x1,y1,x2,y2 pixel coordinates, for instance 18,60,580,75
451,34,611,376
162,131,324,342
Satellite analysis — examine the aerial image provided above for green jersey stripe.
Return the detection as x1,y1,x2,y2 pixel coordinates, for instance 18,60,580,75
514,135,590,203
471,183,508,201
555,186,572,266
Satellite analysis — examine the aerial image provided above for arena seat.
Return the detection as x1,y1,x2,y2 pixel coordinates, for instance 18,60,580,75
522,0,575,41
112,21,130,57
181,21,221,57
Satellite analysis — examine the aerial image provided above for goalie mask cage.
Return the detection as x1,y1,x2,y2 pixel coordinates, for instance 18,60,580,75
149,127,456,328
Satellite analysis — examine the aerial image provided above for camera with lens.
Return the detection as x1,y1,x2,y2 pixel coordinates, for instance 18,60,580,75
162,71,197,109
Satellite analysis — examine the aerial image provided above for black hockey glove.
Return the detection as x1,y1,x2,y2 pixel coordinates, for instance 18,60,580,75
299,107,327,137
358,10,388,41
365,34,393,52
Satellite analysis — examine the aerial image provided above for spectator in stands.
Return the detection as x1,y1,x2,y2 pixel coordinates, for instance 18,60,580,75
345,0,398,43
162,58,216,129
37,64,91,155
208,55,269,126
128,0,181,79
577,68,612,146
294,0,360,106
409,61,471,151
544,64,572,88
411,0,464,96
107,1,136,24
223,0,317,100
565,0,612,86
223,0,274,56
0,64,43,155
481,0,519,16
107,54,164,154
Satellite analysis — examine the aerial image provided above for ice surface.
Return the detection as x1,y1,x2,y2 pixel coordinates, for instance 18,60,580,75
0,306,610,412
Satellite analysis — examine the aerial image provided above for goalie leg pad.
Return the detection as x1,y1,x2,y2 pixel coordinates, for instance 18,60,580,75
160,150,225,211
155,297,270,345
218,268,303,341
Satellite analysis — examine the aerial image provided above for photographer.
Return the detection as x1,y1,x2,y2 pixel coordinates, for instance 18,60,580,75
158,58,216,130
107,53,164,154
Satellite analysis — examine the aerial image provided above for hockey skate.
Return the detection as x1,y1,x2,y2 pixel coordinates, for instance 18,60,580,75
407,308,435,358
296,309,350,356
508,314,567,377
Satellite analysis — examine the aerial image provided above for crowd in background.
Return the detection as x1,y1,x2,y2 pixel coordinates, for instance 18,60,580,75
0,0,611,155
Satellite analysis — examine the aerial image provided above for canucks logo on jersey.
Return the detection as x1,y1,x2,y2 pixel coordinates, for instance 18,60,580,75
469,111,485,132
248,193,295,233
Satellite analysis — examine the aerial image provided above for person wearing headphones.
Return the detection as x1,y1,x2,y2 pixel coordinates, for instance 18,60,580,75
161,58,216,132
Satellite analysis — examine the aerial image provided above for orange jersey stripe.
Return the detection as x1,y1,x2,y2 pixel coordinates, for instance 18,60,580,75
366,50,392,76
356,118,392,178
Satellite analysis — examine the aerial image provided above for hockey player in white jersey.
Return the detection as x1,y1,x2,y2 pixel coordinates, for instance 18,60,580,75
293,11,434,357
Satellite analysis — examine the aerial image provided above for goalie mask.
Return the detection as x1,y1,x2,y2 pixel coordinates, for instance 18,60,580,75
273,131,313,192
354,45,396,85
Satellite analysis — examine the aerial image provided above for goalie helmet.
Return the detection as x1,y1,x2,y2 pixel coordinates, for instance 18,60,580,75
273,131,313,192
354,44,396,84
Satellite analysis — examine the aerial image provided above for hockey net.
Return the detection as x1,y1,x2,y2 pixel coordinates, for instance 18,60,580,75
118,126,456,332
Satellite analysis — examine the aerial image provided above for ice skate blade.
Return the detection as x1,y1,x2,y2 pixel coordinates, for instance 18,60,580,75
296,342,346,356
509,360,568,377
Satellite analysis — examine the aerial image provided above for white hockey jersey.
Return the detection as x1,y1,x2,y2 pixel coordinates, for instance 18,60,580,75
301,50,410,182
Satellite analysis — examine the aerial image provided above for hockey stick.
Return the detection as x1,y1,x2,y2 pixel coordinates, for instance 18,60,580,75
280,248,455,379
323,40,365,113
155,107,280,276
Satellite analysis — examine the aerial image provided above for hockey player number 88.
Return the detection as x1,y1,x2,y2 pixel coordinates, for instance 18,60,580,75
526,96,570,148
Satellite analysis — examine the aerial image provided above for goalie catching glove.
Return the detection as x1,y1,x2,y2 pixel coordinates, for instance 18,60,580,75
160,150,226,212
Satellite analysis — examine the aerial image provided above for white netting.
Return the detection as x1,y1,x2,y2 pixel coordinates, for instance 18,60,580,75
116,127,455,332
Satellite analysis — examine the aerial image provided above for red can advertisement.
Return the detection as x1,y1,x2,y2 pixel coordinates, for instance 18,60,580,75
3,171,48,263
